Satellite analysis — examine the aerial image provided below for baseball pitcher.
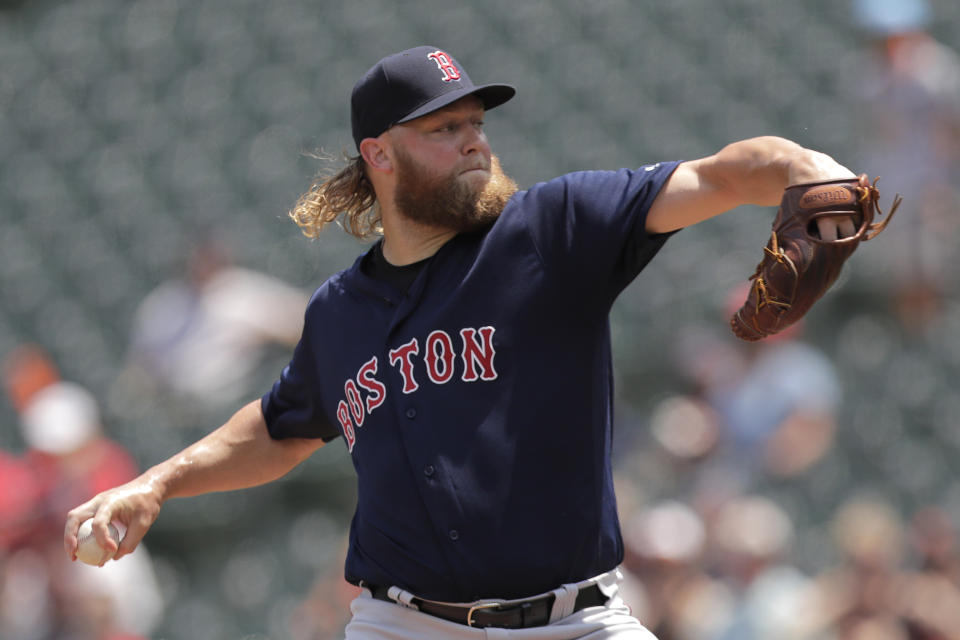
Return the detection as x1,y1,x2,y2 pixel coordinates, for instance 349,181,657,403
64,46,894,639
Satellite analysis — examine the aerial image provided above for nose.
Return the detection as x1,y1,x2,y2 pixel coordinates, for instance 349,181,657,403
462,127,490,159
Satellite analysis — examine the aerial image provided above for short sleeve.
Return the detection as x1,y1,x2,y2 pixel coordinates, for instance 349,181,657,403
518,161,682,298
260,319,340,442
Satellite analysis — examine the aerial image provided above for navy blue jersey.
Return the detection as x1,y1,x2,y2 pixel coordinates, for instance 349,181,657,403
262,161,682,602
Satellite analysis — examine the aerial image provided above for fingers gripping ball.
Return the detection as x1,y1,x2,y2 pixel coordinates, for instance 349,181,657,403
76,519,120,566
730,174,901,341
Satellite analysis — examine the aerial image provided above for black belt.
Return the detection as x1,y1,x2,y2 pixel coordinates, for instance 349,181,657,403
368,583,608,629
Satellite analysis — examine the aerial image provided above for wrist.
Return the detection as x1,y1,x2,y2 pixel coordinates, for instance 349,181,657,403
143,463,176,505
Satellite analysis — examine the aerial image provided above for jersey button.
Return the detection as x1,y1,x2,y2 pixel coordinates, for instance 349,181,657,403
423,465,435,477
448,529,459,541
405,408,417,419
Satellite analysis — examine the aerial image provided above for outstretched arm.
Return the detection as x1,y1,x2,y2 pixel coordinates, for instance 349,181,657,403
64,399,325,563
646,136,858,234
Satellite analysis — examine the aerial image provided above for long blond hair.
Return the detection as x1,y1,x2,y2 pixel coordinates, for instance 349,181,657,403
288,152,380,240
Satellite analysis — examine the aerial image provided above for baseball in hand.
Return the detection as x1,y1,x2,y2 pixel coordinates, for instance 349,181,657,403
75,519,120,566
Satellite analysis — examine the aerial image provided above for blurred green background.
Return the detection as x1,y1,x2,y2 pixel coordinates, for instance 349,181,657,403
2,0,960,638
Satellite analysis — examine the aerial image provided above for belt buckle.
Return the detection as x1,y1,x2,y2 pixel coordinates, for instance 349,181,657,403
466,601,502,627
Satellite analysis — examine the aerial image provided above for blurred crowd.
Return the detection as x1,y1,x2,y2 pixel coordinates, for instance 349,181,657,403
118,236,308,412
0,345,163,639
616,488,960,640
613,311,960,640
848,0,960,334
0,238,315,639
612,0,960,613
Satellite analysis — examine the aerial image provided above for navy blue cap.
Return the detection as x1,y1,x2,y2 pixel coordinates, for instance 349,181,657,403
351,46,515,149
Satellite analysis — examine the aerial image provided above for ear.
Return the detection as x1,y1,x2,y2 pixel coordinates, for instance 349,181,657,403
359,137,393,173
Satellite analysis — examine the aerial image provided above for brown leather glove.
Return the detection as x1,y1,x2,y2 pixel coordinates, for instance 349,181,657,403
730,175,901,341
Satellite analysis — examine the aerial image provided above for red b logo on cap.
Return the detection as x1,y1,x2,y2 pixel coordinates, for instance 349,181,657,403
427,50,461,82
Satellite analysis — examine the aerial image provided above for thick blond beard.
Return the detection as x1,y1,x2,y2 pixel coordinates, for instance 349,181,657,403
393,152,519,233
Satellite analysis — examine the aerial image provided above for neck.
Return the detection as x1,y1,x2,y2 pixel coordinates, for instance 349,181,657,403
379,206,457,265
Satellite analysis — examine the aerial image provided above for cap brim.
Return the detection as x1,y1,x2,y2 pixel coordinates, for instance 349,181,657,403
396,83,516,125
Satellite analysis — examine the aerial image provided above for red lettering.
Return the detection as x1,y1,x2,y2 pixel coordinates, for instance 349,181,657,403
460,326,497,382
357,356,386,413
425,330,455,384
337,400,356,452
427,50,461,82
344,379,364,427
389,338,420,394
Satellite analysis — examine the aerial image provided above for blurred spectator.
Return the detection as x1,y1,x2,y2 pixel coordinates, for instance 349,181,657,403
662,315,840,490
801,495,960,638
893,506,960,639
1,344,61,550
804,494,911,639
709,326,840,480
0,449,41,552
648,391,722,467
908,506,960,580
627,315,844,638
17,382,140,526
120,237,310,410
851,0,960,332
620,494,820,640
620,499,715,640
1,349,164,639
2,343,61,414
703,495,817,640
